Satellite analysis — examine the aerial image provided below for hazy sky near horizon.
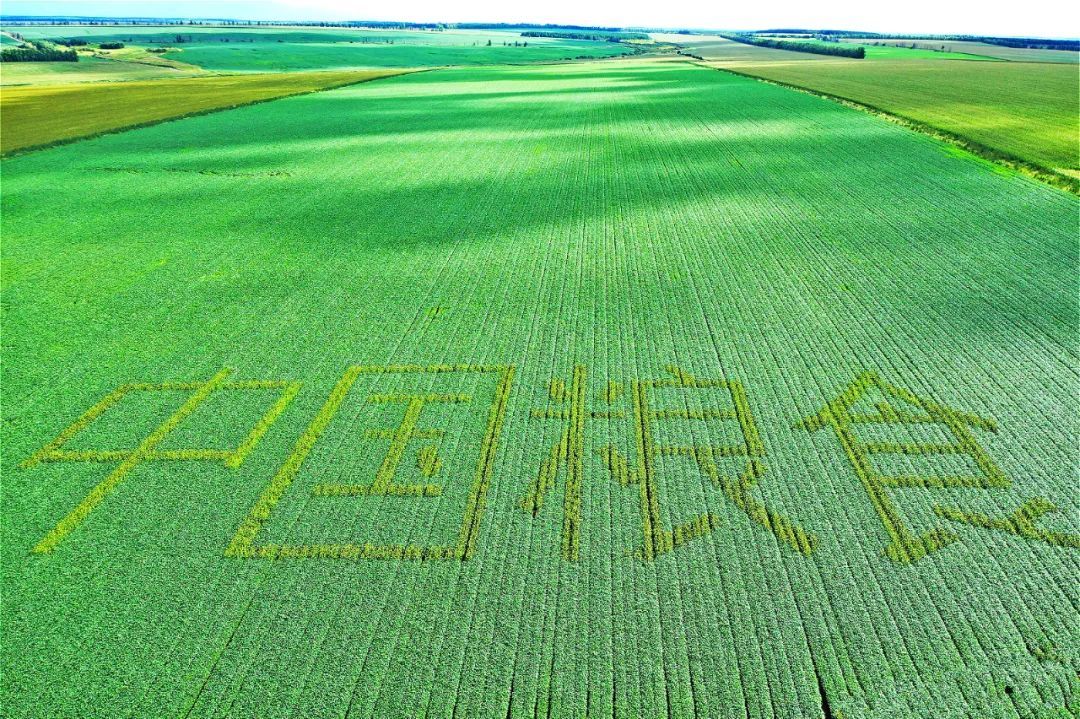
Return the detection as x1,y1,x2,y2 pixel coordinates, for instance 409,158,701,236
3,0,1078,38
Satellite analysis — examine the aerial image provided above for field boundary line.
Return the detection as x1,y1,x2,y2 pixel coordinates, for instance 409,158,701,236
0,68,432,159
690,60,1079,195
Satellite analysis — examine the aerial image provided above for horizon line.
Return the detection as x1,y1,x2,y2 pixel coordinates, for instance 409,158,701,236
1,15,1077,41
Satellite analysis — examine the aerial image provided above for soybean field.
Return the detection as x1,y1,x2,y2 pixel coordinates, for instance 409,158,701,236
1,57,1078,719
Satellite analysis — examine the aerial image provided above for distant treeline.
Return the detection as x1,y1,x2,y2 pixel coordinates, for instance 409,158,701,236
977,37,1078,51
462,23,631,32
57,37,127,49
0,38,78,62
753,29,1078,52
0,16,641,33
722,34,865,58
6,17,1074,52
520,30,649,42
868,34,1078,52
861,34,1077,52
755,28,876,37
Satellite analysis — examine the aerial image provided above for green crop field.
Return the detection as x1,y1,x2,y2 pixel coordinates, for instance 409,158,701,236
6,26,636,71
680,36,1079,186
857,44,995,60
845,38,1079,64
775,36,999,61
2,56,1077,718
0,53,206,85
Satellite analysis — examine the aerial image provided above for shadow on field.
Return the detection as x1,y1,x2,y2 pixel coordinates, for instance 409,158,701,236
4,59,1076,345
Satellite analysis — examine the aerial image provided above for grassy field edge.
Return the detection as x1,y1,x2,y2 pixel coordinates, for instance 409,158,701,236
0,68,427,159
697,61,1080,195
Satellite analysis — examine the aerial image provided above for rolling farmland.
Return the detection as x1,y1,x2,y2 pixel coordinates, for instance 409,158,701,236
5,26,636,71
154,30,634,71
679,36,1080,187
767,37,1001,61
0,52,207,85
844,38,1079,64
0,69,409,154
2,56,1077,718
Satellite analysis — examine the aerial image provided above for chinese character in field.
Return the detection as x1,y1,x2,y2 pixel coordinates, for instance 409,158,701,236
797,371,1078,562
226,364,515,561
601,366,817,560
310,390,473,498
933,497,1080,551
22,368,300,553
523,364,816,562
520,365,626,561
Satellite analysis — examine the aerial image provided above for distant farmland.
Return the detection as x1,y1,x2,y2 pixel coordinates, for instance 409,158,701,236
3,57,1076,717
845,37,1079,63
676,35,1079,188
7,26,637,71
0,69,409,154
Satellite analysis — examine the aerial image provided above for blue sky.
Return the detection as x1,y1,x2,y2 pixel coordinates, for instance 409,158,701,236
3,0,1078,38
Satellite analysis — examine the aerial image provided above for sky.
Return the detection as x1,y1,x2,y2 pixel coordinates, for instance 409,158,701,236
2,0,1078,38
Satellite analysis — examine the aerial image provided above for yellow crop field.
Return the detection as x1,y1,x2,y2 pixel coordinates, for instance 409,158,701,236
0,68,410,154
